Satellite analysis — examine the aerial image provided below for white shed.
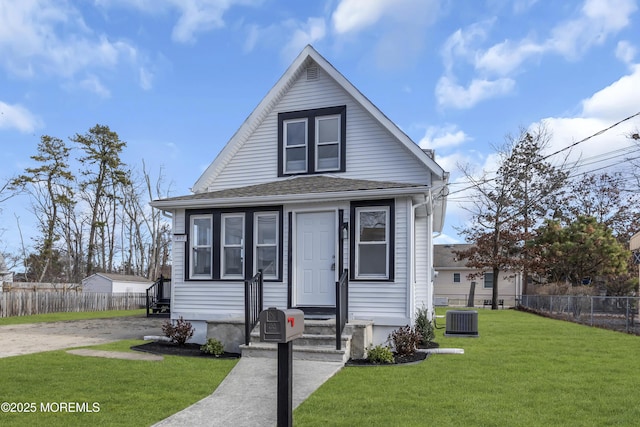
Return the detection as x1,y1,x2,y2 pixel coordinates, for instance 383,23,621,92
82,273,152,294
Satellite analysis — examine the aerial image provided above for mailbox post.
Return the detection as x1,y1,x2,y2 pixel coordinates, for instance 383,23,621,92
259,307,304,427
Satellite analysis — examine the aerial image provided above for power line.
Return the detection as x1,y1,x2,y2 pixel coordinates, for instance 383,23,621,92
443,112,640,198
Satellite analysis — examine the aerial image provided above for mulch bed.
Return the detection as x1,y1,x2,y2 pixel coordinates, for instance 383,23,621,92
346,351,428,366
131,341,240,359
345,341,438,366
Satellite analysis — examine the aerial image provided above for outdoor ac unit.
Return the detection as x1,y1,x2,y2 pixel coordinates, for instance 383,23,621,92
445,310,479,337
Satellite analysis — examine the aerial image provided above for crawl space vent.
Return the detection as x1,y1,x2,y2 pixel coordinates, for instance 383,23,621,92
445,310,479,337
306,66,318,80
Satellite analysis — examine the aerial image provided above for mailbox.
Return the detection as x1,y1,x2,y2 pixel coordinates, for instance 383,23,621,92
259,307,304,343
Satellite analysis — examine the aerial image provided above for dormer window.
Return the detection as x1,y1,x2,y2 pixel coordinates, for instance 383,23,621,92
278,106,346,176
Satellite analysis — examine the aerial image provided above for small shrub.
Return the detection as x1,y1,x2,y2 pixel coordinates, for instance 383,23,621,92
415,306,435,346
388,325,422,356
200,338,225,356
366,344,394,364
162,316,194,346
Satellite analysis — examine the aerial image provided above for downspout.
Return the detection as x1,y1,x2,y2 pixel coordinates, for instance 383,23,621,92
412,183,448,323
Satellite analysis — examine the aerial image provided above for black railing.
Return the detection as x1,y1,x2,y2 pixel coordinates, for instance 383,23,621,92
244,269,263,346
335,269,349,350
146,275,171,317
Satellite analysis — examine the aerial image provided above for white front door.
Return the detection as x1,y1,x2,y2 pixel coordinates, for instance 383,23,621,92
295,211,336,306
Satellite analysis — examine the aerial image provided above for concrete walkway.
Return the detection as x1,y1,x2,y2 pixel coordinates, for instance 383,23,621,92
153,357,344,427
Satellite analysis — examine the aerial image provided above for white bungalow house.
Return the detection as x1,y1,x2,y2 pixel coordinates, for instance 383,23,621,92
82,273,152,294
433,244,522,307
151,45,448,348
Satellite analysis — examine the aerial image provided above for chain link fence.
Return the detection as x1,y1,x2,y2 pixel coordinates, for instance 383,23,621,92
520,295,640,334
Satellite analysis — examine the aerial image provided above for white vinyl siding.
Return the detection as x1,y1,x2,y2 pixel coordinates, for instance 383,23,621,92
206,64,431,191
190,215,213,279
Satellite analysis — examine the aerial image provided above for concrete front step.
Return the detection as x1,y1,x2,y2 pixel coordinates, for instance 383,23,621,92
249,331,351,348
240,342,349,363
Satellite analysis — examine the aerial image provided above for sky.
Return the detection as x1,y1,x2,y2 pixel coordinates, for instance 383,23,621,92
1,0,640,259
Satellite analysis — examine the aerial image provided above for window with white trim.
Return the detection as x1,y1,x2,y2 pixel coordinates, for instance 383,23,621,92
190,215,212,278
315,115,340,171
284,118,308,173
254,212,279,279
221,214,244,278
453,273,461,283
355,207,389,279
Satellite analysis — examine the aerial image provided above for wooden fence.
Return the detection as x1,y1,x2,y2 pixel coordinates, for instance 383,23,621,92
0,292,146,318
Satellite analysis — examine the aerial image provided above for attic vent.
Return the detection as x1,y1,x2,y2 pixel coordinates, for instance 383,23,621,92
445,310,478,337
306,66,318,80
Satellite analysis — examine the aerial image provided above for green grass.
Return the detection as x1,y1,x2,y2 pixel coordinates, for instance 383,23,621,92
0,309,146,326
295,309,640,426
0,339,237,427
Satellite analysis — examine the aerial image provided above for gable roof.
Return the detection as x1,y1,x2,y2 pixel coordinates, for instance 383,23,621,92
433,244,474,269
152,175,429,209
191,45,446,194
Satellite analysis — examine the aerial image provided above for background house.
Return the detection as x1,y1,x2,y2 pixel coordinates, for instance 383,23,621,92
434,244,521,307
82,273,152,294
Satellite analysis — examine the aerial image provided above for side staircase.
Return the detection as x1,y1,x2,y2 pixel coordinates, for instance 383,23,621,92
240,319,370,364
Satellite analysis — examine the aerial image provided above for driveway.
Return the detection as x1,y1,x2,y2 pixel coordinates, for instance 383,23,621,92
0,315,165,358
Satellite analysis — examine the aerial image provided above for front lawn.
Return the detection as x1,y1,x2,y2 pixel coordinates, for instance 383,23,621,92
0,340,237,426
295,309,640,426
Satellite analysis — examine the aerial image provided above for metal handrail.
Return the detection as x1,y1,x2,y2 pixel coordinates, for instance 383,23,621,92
244,269,263,346
335,269,349,350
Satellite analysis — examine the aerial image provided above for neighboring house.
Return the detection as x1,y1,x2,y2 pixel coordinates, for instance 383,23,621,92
151,45,449,346
433,244,521,307
82,273,152,294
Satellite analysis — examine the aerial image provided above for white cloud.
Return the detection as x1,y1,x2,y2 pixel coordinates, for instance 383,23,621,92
616,40,637,64
441,21,493,73
536,65,640,174
475,39,545,76
580,64,640,120
78,75,111,98
436,75,515,109
98,0,262,43
332,0,439,69
332,0,392,34
439,0,637,109
139,66,153,90
0,101,42,133
419,124,471,150
281,17,326,61
0,1,138,79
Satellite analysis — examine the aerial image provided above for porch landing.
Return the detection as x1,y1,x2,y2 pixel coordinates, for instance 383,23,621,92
153,357,343,426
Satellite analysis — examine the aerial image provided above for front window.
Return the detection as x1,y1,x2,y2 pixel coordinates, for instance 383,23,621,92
453,273,460,283
355,207,389,279
255,213,279,279
222,214,244,278
190,215,212,278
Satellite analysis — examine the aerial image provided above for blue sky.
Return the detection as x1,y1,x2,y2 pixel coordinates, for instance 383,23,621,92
1,0,640,257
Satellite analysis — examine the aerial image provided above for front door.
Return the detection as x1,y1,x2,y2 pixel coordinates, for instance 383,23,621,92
295,211,336,307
